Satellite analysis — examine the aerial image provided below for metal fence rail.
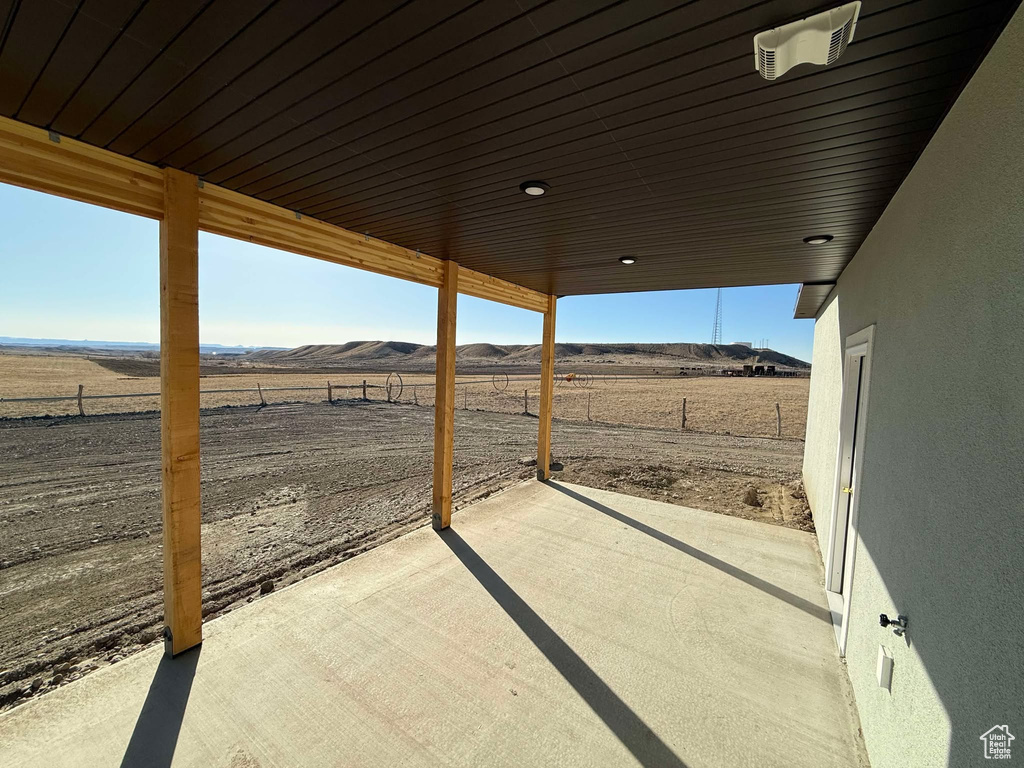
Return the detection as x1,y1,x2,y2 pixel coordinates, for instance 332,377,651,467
1,372,797,438
0,370,797,404
0,383,376,404
0,376,562,404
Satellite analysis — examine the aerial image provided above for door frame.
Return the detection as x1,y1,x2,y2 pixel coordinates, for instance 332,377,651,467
824,324,875,656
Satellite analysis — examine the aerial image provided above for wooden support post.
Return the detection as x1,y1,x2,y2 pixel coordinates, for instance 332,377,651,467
413,387,418,406
362,380,367,400
524,389,528,415
776,402,782,438
160,168,202,656
432,261,458,530
77,384,85,416
537,295,557,480
587,391,592,421
327,381,333,403
464,389,468,410
257,382,266,406
682,397,687,431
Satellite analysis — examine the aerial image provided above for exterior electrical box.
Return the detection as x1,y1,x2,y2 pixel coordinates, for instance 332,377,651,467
877,645,894,691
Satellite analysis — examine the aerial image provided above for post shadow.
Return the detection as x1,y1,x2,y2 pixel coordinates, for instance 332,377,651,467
119,645,201,768
437,528,688,768
545,481,831,624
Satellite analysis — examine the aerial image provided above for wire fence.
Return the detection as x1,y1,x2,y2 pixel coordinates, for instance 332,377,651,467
1,371,807,439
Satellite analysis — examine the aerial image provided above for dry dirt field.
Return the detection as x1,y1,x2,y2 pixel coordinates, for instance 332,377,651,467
0,353,809,438
0,353,811,710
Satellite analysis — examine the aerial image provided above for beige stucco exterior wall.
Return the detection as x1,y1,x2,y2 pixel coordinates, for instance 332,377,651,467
801,6,1024,767
802,290,841,556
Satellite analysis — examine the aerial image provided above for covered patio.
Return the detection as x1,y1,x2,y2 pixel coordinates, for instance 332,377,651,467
1,2,1019,765
0,481,865,768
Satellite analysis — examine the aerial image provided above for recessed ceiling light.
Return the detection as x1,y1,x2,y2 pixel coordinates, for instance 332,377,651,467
619,256,637,265
519,180,549,196
803,234,834,245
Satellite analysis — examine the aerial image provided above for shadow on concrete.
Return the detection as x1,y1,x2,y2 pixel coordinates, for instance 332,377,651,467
546,481,831,624
119,646,201,768
437,528,688,768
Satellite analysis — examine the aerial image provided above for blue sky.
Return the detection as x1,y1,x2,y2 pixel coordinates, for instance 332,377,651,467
0,183,814,361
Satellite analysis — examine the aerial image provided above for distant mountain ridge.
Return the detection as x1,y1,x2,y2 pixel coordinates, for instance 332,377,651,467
0,336,284,355
245,340,809,368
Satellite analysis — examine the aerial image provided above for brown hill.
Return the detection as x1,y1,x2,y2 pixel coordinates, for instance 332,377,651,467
456,343,509,359
244,341,808,370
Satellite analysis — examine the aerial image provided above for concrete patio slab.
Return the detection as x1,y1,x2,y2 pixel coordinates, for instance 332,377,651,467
0,480,868,768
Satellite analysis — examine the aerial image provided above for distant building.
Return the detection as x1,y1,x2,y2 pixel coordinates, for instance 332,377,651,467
732,341,753,348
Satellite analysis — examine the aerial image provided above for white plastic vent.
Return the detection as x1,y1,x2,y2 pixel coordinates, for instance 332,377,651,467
754,2,862,81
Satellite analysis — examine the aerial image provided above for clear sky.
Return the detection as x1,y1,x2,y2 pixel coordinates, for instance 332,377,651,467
0,183,814,361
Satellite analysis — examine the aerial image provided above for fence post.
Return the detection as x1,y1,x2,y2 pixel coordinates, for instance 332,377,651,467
327,381,333,403
362,380,367,400
524,388,528,415
776,402,781,438
414,387,418,406
587,391,592,421
464,389,467,410
681,397,686,431
77,384,85,416
257,382,266,406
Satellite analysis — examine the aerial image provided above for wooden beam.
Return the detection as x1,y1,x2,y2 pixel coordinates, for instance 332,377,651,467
198,183,444,288
537,295,557,480
198,184,548,312
0,116,163,218
0,116,548,314
457,266,549,313
160,168,203,656
432,261,458,530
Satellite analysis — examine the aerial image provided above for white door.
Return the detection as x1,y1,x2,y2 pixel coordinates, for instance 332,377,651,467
831,354,863,592
825,326,874,656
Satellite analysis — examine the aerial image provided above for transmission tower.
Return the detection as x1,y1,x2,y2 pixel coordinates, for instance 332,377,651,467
711,288,723,345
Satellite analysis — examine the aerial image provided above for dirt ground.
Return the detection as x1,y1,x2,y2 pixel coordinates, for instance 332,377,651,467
0,399,809,710
0,353,809,438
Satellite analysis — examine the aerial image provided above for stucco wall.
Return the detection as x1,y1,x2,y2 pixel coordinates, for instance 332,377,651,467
802,291,841,556
802,7,1024,768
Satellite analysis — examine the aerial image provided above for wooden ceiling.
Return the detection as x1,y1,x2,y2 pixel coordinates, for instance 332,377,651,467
0,0,1017,303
